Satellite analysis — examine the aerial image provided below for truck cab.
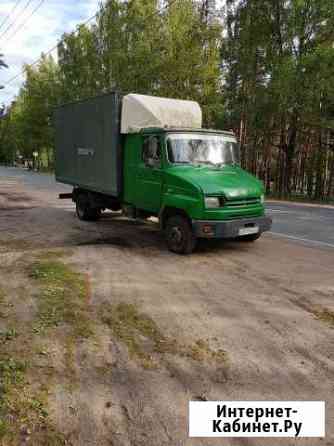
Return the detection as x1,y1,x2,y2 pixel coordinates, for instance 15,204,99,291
122,127,271,254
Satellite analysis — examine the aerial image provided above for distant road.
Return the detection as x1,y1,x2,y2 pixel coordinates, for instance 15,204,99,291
266,201,334,249
1,166,333,249
0,165,68,192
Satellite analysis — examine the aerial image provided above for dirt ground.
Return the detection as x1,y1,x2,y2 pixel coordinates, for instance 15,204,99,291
0,172,333,446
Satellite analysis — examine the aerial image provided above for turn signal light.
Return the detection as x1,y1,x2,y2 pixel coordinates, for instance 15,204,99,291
203,225,214,235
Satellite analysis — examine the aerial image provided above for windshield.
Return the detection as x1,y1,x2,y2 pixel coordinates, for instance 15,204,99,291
167,133,240,167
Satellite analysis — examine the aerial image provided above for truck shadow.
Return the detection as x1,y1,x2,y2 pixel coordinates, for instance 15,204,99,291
69,213,162,250
0,204,255,256
71,212,249,255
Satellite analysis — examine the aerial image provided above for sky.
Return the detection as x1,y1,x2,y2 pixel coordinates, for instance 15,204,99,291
0,0,101,105
0,0,225,106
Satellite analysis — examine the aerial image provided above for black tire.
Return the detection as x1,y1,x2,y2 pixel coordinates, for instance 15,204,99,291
76,194,101,221
165,215,197,254
238,232,261,242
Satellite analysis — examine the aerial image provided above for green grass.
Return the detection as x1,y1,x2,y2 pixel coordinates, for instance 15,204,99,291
0,346,65,444
29,259,94,392
101,303,227,368
101,303,165,368
0,356,66,444
0,358,51,442
0,357,27,438
0,328,18,344
29,260,93,338
187,339,227,362
0,357,26,389
314,309,334,327
0,259,77,444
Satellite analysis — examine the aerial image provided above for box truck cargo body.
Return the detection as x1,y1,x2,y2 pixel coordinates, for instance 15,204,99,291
55,92,122,197
55,92,272,254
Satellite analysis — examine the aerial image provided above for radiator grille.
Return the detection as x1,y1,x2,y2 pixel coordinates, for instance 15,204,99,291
225,197,261,207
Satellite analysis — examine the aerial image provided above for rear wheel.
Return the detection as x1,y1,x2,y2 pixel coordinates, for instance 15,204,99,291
76,194,101,221
165,215,196,254
238,233,261,242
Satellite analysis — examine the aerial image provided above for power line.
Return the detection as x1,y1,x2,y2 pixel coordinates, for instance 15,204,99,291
4,0,46,43
0,0,24,31
0,0,35,41
2,0,178,89
2,12,98,87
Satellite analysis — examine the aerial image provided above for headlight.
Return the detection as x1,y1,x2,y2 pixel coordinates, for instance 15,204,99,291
260,194,265,204
205,197,220,208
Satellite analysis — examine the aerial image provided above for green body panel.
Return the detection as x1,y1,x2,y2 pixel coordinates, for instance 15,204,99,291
123,130,265,221
123,134,142,204
166,165,263,198
123,134,164,212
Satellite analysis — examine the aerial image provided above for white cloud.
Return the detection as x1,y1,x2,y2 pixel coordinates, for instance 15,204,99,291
0,0,101,105
0,0,226,106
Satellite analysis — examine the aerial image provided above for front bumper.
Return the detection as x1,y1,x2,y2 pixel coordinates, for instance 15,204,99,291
192,215,272,239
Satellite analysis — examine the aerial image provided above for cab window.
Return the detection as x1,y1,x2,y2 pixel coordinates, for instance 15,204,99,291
142,136,161,167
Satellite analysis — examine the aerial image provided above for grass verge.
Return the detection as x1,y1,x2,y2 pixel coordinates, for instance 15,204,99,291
0,356,66,444
101,303,227,368
0,258,93,444
29,260,93,338
267,193,334,206
0,238,40,252
314,309,334,327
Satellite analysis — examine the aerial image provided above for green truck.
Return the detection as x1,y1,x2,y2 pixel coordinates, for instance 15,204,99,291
55,92,271,254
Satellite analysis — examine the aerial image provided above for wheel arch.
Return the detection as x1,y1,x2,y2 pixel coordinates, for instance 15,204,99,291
160,206,192,229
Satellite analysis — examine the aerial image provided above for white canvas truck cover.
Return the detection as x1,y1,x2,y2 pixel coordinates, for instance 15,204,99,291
121,94,202,134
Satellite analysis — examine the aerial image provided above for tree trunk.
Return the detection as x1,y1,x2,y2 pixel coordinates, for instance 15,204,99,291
284,114,298,196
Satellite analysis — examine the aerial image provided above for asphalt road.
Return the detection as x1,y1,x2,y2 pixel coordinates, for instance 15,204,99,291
1,166,334,249
267,201,334,249
0,165,69,192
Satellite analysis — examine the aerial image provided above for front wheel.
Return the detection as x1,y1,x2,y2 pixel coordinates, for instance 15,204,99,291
165,215,197,254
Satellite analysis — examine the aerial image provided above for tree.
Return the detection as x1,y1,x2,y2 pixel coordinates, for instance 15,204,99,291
159,0,223,126
58,0,223,125
96,0,164,94
58,25,101,102
1,0,333,200
220,0,334,200
2,55,61,168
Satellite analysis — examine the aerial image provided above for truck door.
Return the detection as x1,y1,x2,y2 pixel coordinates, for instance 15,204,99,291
135,135,163,213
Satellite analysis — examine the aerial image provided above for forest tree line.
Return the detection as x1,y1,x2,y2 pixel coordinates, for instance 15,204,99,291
0,0,334,201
